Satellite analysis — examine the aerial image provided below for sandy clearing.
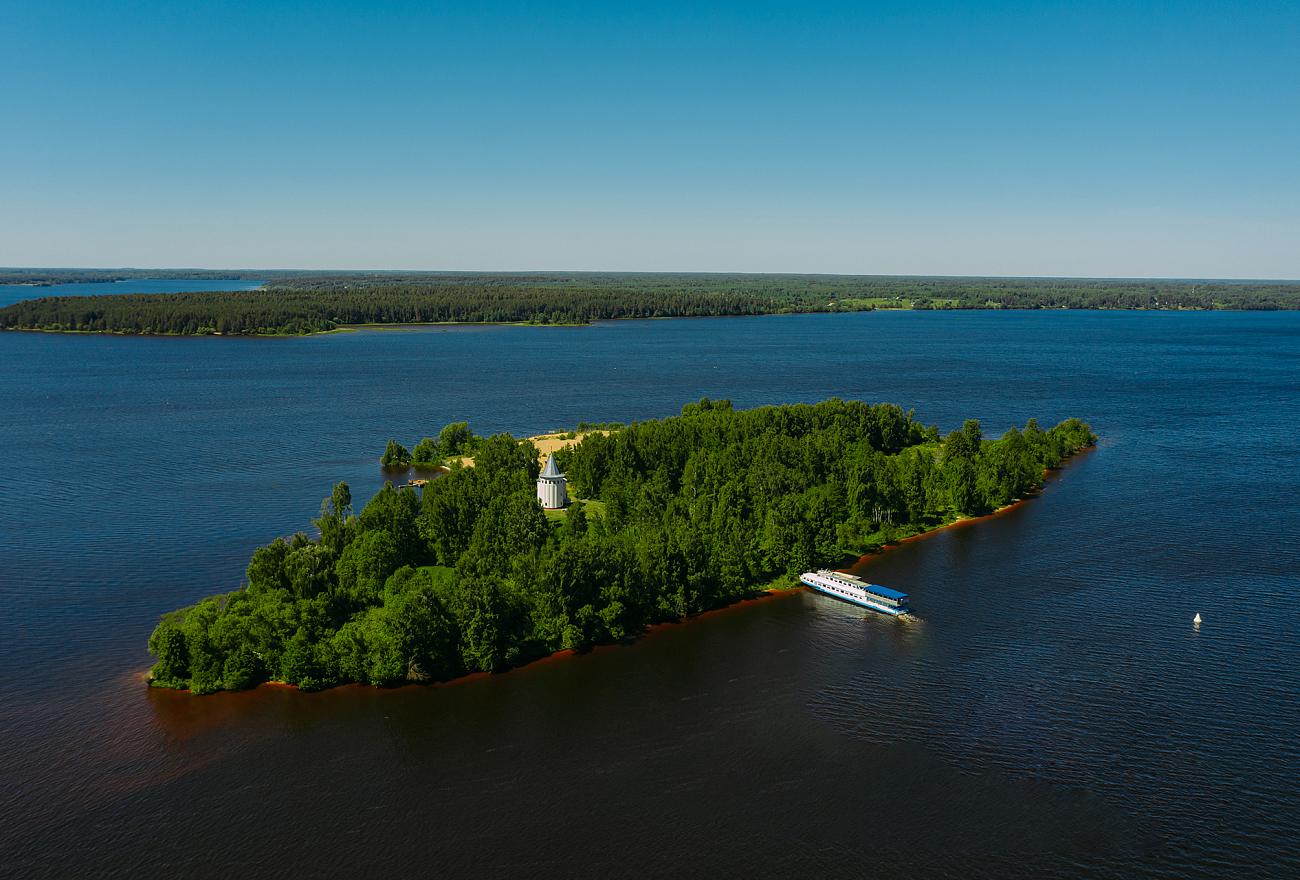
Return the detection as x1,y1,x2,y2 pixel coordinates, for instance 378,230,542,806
526,430,610,461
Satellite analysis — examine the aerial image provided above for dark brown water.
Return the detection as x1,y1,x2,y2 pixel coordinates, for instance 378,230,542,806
2,311,1297,878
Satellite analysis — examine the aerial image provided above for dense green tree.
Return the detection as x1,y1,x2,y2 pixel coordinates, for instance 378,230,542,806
285,539,335,600
314,482,355,556
358,482,423,563
412,438,442,466
221,644,267,691
381,439,412,466
475,433,541,481
246,537,292,592
186,625,225,695
943,426,981,515
148,626,189,683
453,575,511,673
335,529,400,604
437,422,474,456
281,626,328,689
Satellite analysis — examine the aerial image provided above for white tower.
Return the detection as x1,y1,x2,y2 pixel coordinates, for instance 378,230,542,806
537,453,568,509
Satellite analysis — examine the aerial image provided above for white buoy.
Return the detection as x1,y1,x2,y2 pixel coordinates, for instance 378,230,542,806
1193,613,1202,624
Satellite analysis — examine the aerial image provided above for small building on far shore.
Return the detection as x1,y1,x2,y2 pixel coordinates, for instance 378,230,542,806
537,453,568,509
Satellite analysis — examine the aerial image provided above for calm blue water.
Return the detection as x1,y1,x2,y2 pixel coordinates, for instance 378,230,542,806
0,278,263,307
1,311,1297,878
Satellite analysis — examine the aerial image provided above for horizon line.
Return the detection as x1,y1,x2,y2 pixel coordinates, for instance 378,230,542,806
3,268,1299,285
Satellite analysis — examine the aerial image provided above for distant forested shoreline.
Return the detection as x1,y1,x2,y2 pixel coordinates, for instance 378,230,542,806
0,286,825,335
3,272,1297,336
146,398,1096,694
266,272,1300,311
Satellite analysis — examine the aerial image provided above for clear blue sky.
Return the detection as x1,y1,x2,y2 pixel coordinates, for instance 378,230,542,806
3,1,1296,277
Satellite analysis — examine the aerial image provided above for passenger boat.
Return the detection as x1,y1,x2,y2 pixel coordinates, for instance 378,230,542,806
800,569,909,616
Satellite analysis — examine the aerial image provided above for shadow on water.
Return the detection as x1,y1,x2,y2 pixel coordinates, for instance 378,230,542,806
3,586,1150,880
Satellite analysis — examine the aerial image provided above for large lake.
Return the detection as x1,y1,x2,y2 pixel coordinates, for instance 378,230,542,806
2,311,1297,878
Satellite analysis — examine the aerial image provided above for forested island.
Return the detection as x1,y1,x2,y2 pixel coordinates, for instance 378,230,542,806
0,286,793,335
147,399,1096,694
3,272,1298,336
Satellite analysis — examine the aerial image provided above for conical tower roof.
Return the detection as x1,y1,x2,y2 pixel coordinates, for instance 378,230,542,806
540,452,564,479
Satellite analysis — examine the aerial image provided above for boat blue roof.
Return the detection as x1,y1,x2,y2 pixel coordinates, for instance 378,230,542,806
817,571,908,601
862,582,908,601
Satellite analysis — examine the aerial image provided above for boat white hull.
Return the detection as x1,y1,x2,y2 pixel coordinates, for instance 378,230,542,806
800,573,908,616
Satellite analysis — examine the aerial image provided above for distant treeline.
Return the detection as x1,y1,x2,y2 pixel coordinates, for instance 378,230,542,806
146,398,1097,694
905,279,1300,311
0,286,812,335
4,275,1298,333
0,268,302,286
271,273,1300,311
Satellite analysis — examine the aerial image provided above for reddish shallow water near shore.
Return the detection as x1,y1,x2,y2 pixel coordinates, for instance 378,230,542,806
2,311,1298,878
